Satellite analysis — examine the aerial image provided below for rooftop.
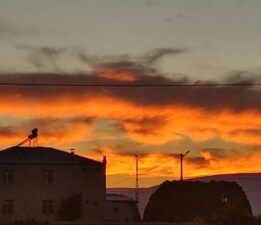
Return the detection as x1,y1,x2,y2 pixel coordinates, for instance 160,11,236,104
0,146,101,165
106,193,136,202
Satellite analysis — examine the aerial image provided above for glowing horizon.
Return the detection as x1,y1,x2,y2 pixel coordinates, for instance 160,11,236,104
1,67,261,187
1,0,261,188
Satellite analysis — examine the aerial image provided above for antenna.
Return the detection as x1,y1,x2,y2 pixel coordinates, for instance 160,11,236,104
134,154,139,209
17,128,39,147
180,150,190,181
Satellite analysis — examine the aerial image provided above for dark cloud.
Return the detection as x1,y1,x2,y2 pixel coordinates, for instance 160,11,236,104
123,116,168,135
0,125,20,138
225,71,260,84
77,52,96,65
1,59,261,112
144,48,186,65
230,129,261,136
0,73,103,100
0,73,261,111
96,61,156,75
0,116,95,133
104,74,261,112
200,148,227,158
13,44,186,75
77,47,186,72
245,144,261,153
27,117,96,128
187,156,210,168
110,122,126,133
16,45,66,70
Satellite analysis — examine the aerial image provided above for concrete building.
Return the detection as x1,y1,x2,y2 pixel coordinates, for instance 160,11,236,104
0,146,139,223
105,193,140,222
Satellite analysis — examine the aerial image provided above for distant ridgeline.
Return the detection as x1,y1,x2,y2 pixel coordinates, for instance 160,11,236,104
143,180,253,225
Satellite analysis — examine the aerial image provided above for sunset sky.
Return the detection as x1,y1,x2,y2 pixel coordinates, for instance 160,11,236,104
1,0,261,187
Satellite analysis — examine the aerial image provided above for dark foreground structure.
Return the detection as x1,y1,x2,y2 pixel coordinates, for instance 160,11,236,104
0,146,139,223
143,180,253,225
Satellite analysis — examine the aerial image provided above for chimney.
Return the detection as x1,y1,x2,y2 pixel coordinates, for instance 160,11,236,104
103,156,107,166
70,148,75,155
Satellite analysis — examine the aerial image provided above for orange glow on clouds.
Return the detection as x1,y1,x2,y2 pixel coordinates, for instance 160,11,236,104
88,148,261,187
1,70,261,187
0,118,94,147
96,69,138,81
1,94,261,146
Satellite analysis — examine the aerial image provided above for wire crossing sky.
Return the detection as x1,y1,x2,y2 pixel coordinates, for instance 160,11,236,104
1,83,261,87
1,0,261,187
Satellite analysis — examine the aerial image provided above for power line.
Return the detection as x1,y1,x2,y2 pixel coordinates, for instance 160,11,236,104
0,82,261,87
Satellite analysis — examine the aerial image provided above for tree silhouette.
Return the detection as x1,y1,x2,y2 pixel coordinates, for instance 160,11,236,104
58,193,83,221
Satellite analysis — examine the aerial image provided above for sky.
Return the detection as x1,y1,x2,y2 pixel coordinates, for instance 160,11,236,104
1,0,261,187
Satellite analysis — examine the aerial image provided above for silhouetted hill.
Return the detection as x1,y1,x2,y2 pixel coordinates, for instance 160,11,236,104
107,173,261,217
192,173,261,216
143,180,253,224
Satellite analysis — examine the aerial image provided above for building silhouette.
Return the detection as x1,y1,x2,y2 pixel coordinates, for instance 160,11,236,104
0,146,139,223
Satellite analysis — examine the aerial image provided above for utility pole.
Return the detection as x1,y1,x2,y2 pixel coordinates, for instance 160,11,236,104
134,154,139,209
180,151,190,181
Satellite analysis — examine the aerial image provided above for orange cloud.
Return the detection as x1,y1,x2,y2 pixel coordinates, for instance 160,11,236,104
1,93,261,146
0,117,95,147
1,71,261,187
87,148,261,187
96,69,138,82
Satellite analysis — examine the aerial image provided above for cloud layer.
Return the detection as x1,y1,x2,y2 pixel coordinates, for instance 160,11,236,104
1,50,261,186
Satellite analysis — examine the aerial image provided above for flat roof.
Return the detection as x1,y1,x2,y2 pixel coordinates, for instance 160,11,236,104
106,193,136,202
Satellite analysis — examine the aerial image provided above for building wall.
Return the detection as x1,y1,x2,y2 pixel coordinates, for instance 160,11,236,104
0,162,106,222
104,201,140,222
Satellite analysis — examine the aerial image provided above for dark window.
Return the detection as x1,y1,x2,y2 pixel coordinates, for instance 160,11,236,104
2,170,13,184
93,202,98,206
113,207,119,213
42,200,53,214
2,200,13,214
43,171,53,184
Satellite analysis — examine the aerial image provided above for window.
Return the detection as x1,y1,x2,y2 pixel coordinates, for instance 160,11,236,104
2,170,13,184
113,207,119,213
43,170,53,184
42,200,53,214
2,200,13,214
